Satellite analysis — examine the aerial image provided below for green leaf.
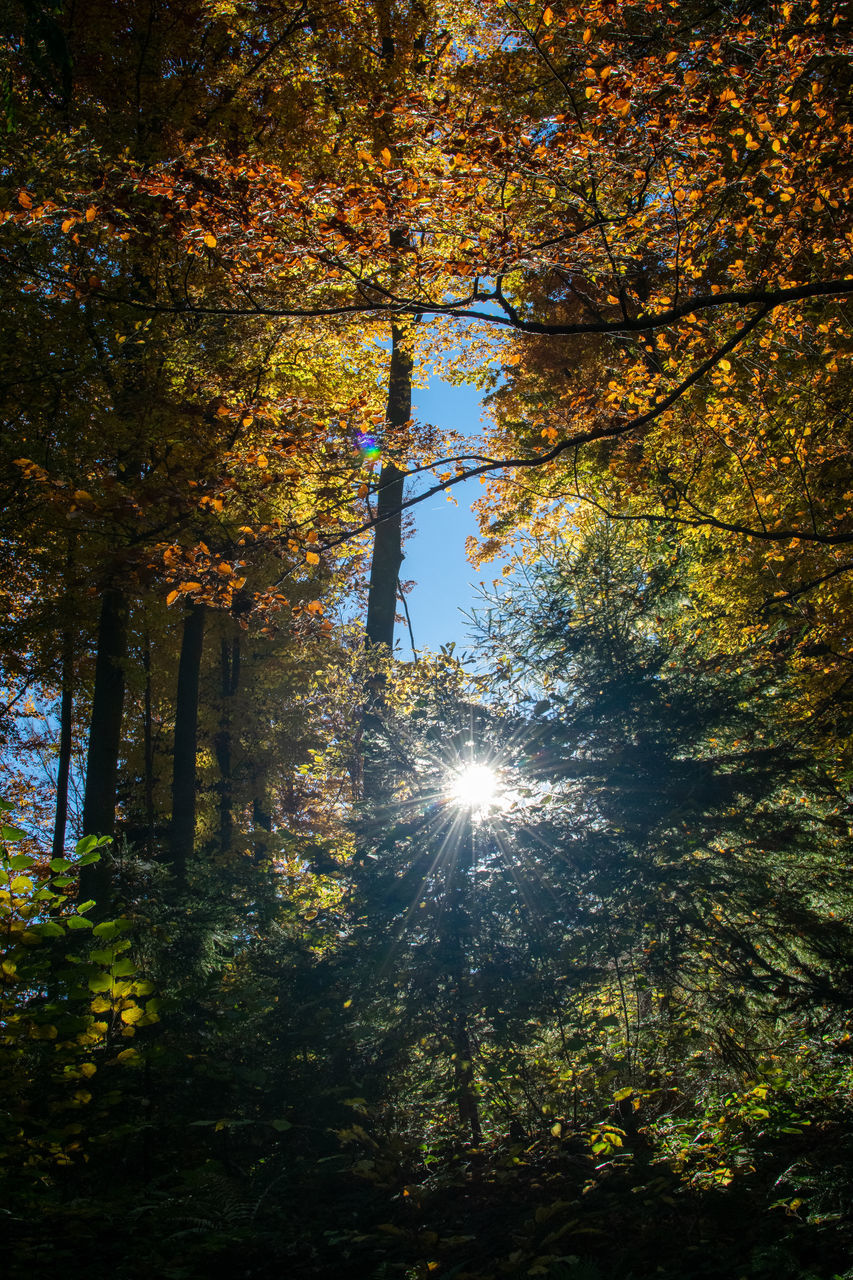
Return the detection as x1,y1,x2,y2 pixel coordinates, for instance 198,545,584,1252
1,824,28,842
77,900,96,913
0,799,14,811
75,835,99,855
88,973,112,993
90,948,115,965
8,853,35,870
112,958,135,977
51,875,74,888
92,921,119,938
49,857,72,872
34,920,65,938
66,915,92,930
76,851,102,866
271,1119,292,1131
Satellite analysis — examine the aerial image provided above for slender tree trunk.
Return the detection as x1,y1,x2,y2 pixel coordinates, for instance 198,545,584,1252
52,627,74,861
142,633,156,856
214,634,240,856
363,324,414,799
79,587,128,907
365,322,413,650
168,603,206,885
252,778,271,863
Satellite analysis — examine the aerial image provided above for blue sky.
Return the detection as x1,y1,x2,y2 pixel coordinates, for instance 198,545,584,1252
400,376,509,657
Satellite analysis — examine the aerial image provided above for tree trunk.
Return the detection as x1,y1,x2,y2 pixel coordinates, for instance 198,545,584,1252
252,778,272,863
214,634,240,856
365,322,413,651
142,632,156,856
52,626,74,861
79,587,128,907
168,602,206,885
362,324,414,799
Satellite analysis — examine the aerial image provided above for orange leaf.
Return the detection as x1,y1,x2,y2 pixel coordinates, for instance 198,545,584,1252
204,233,217,247
256,453,268,468
380,147,392,166
543,6,553,25
306,600,323,614
306,551,320,566
18,191,32,209
583,27,592,42
166,590,180,606
61,218,74,233
85,207,96,222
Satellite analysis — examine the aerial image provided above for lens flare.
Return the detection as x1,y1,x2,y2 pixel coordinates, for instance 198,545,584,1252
356,431,381,461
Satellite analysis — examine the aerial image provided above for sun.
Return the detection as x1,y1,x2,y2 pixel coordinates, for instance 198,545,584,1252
447,762,500,814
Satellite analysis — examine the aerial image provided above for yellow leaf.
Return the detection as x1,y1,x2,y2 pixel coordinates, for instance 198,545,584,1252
256,453,268,468
80,1062,97,1078
306,551,320,566
166,589,180,606
583,27,592,42
204,233,217,247
120,1004,143,1024
380,147,392,166
719,358,732,372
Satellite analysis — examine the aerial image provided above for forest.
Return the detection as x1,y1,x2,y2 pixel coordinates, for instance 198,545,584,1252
1,0,852,1277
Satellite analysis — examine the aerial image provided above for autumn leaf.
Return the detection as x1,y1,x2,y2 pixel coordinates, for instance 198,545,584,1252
542,6,553,25
306,551,320,566
17,191,32,208
380,147,392,167
204,232,217,247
